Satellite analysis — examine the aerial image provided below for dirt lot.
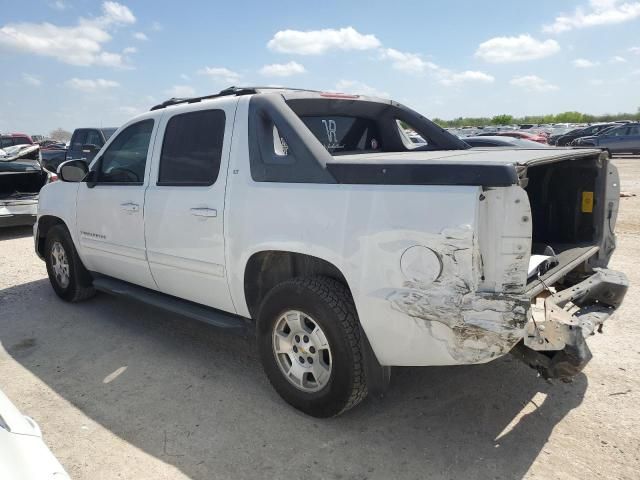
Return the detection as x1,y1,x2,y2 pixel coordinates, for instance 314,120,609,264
1,158,639,480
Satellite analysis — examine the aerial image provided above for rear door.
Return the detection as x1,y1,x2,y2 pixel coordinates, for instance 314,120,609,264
621,125,640,153
143,99,237,313
602,126,629,153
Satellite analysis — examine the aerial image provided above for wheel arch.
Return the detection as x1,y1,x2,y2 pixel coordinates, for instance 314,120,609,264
35,215,68,259
243,250,351,320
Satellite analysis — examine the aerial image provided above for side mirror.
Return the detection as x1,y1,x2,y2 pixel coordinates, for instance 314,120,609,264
82,143,99,153
58,159,89,182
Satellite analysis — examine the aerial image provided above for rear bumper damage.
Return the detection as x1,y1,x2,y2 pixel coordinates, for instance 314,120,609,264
0,199,38,227
512,268,628,379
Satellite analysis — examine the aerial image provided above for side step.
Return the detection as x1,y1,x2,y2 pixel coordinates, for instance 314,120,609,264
91,274,251,335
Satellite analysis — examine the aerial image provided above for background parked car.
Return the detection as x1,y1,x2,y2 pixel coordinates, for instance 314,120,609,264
573,123,640,154
0,144,55,227
0,133,33,148
0,389,70,479
463,136,553,148
555,123,618,146
40,127,117,172
476,130,548,144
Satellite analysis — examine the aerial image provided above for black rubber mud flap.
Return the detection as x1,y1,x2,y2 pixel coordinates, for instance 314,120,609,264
360,326,391,396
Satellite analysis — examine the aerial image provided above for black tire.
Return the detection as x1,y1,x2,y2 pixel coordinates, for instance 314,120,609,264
45,225,96,302
257,276,367,417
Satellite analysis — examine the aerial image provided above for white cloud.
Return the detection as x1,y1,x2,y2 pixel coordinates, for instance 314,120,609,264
259,61,306,77
267,26,380,55
101,1,136,24
573,58,599,67
123,46,137,54
544,0,640,33
379,48,436,73
65,78,120,92
150,21,162,32
0,1,135,68
335,80,389,98
49,0,67,10
610,55,627,62
438,70,495,86
475,34,560,63
379,48,493,86
510,75,559,92
22,73,42,86
164,84,195,97
119,105,143,116
133,31,148,41
180,73,190,81
630,46,640,54
197,66,241,84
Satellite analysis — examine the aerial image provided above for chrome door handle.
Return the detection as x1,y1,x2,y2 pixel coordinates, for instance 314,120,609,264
190,207,217,218
120,202,139,212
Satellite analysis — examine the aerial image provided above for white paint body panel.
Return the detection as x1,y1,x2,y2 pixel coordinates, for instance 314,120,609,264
75,111,162,290
144,98,238,312
0,389,70,479
36,94,559,367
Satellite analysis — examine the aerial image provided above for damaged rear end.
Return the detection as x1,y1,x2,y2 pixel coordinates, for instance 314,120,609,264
478,149,628,378
0,145,50,227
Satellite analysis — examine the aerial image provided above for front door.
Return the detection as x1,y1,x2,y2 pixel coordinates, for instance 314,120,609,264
143,100,237,313
76,118,159,289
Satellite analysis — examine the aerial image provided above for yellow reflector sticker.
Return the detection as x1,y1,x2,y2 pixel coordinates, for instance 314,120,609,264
582,191,594,213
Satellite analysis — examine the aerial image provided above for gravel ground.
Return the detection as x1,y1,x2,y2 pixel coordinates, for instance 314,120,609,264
1,157,639,480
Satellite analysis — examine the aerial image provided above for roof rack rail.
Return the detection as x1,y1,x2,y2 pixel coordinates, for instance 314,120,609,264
149,86,324,111
149,86,258,111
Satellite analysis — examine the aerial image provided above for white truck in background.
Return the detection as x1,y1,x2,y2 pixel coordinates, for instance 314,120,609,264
34,87,628,417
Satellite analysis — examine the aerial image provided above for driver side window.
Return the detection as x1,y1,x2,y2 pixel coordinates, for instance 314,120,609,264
97,119,154,184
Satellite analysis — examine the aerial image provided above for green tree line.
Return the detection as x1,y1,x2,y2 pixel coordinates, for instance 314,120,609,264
432,108,640,128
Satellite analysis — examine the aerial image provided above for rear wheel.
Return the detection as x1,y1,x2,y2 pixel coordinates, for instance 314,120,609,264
45,225,95,302
257,276,367,417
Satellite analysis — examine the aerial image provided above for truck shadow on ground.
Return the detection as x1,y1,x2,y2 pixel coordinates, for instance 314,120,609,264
0,279,587,480
0,225,34,241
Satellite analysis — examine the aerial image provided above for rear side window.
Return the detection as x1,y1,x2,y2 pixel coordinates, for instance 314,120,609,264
12,136,31,146
299,116,381,154
158,109,225,186
85,129,102,147
70,130,87,150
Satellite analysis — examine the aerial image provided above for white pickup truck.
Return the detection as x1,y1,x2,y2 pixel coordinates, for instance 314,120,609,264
35,87,628,417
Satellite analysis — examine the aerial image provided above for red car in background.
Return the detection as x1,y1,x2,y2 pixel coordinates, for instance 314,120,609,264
496,131,548,144
0,133,34,149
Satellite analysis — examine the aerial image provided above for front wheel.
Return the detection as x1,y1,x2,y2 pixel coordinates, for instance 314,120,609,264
45,225,96,302
257,276,368,417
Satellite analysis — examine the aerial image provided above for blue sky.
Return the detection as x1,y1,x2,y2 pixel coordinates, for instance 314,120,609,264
1,0,639,134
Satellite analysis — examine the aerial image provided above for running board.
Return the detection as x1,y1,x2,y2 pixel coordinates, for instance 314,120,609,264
91,274,251,334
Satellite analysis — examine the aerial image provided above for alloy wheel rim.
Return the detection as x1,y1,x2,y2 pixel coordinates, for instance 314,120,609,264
272,310,332,393
51,241,70,289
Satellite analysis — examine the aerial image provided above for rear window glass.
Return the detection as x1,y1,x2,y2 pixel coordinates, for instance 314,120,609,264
102,128,117,140
299,116,381,154
85,130,102,147
71,130,87,150
158,109,225,186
